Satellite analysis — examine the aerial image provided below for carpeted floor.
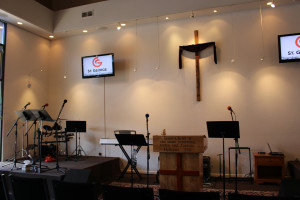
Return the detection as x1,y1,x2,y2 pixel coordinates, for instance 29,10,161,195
110,174,280,200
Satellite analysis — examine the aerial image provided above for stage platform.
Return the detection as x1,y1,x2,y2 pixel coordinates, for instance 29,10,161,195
0,156,120,200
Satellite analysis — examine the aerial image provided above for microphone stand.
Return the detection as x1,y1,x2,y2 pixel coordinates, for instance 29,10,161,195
230,109,239,194
3,117,21,169
54,101,67,173
146,116,150,188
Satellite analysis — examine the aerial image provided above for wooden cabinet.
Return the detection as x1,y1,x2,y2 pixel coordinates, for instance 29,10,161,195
254,153,284,184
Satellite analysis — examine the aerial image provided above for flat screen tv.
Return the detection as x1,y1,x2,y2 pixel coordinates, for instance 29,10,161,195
278,33,300,63
82,53,114,78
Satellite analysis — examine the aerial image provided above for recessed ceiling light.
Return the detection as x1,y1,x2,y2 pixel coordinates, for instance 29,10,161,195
17,22,23,25
271,3,275,7
213,10,218,13
49,35,54,39
117,26,121,30
120,23,126,27
165,17,169,20
83,30,88,33
267,2,272,5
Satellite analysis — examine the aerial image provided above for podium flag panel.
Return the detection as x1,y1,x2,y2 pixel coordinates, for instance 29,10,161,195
153,135,207,192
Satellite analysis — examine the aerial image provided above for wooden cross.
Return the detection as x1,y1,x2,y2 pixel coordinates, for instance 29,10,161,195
159,154,200,191
194,30,201,101
179,30,217,101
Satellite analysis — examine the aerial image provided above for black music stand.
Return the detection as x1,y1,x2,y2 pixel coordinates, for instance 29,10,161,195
66,121,86,160
115,134,147,187
207,121,240,200
18,110,37,161
31,109,54,173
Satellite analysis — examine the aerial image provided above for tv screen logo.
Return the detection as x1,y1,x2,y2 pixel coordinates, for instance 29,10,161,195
296,36,300,48
93,57,102,68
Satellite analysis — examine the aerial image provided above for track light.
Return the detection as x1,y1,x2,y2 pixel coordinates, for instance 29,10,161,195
267,1,275,8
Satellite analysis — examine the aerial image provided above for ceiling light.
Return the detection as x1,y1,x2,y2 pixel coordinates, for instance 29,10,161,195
213,10,218,13
117,26,121,30
49,35,54,39
0,26,3,29
190,12,195,18
165,17,169,20
120,23,126,27
17,22,23,25
83,30,88,33
267,1,275,7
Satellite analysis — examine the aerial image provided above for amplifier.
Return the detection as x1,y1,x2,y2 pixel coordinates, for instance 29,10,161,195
203,156,210,183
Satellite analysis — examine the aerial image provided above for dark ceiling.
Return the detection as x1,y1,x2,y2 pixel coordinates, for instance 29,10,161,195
35,0,107,11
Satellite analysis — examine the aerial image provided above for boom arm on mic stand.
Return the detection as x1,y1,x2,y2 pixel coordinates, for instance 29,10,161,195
54,99,68,173
145,113,150,188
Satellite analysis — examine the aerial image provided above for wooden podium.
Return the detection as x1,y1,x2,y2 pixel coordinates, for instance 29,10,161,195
153,135,207,192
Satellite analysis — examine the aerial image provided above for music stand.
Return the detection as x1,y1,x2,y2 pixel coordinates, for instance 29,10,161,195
66,121,86,160
115,134,147,187
31,109,54,173
207,121,240,200
17,110,37,160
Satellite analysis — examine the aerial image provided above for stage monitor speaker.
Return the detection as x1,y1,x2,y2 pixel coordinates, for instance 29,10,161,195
63,169,92,184
279,178,300,198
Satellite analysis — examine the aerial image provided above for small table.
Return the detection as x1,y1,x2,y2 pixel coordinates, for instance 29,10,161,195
254,153,284,184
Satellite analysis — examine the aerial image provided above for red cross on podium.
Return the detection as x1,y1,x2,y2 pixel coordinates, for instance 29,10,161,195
159,154,200,191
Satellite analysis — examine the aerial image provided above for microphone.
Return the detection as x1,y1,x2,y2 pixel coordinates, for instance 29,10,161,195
63,99,68,104
23,102,31,110
145,113,149,119
227,106,234,113
41,103,49,109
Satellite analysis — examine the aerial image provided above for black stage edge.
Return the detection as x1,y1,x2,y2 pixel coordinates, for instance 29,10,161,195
0,156,120,200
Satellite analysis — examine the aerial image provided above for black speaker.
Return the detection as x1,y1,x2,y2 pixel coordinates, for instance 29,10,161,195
203,156,210,183
279,178,300,198
41,144,56,157
63,169,92,183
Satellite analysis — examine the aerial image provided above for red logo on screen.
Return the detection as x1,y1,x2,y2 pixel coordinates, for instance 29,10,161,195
296,36,300,48
92,57,102,67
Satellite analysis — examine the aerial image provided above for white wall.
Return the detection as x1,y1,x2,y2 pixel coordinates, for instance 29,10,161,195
0,0,53,32
53,0,258,33
2,24,50,160
2,3,300,177
47,3,300,176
